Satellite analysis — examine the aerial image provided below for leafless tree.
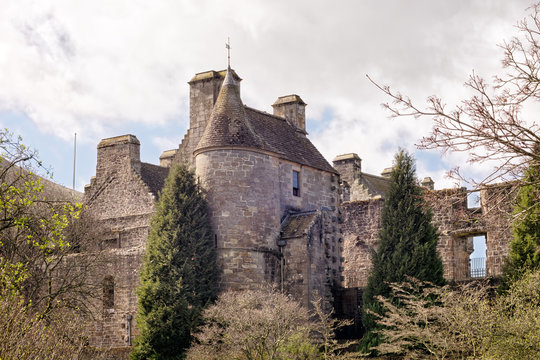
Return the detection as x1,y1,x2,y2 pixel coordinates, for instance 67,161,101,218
187,288,363,360
369,2,540,187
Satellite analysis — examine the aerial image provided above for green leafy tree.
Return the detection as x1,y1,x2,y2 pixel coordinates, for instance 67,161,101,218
503,160,540,283
131,163,219,360
361,150,444,350
0,129,95,316
0,129,104,359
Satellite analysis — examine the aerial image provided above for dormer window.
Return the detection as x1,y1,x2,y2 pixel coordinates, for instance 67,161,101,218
293,170,300,196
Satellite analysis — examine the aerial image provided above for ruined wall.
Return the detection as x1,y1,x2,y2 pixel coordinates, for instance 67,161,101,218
426,186,515,280
341,186,515,288
425,188,485,280
340,199,383,288
481,184,516,276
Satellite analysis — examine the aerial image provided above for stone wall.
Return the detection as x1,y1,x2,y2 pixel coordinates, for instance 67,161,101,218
281,209,342,310
480,184,516,276
195,147,339,305
426,185,515,280
340,199,383,288
83,135,157,349
341,185,515,288
195,149,282,290
87,249,143,348
278,160,339,214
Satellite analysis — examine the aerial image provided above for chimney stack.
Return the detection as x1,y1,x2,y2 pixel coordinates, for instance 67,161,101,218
272,94,307,132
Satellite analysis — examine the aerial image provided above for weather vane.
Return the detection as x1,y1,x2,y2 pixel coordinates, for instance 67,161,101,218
226,37,231,68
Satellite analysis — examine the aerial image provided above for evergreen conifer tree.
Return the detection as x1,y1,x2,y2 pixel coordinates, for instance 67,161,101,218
503,161,540,283
361,150,444,350
131,164,219,360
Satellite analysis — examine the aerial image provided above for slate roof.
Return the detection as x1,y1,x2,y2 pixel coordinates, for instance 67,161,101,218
139,162,169,198
281,211,318,239
245,108,336,173
358,173,390,197
1,158,82,199
195,68,336,174
195,69,263,151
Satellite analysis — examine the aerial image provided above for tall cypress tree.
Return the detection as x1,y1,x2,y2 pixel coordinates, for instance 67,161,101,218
503,161,540,283
131,164,219,360
361,150,444,348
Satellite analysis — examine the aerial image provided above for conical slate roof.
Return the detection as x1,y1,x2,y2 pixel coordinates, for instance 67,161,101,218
195,68,262,151
194,68,336,174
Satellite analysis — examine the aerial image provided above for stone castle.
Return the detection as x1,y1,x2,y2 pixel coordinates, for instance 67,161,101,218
81,66,516,348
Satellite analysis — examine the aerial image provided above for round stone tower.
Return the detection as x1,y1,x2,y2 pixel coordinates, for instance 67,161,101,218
193,67,282,290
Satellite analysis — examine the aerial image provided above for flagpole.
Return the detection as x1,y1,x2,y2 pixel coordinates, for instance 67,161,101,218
73,132,77,190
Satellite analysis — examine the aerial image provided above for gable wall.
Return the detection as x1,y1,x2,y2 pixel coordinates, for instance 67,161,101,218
83,139,157,349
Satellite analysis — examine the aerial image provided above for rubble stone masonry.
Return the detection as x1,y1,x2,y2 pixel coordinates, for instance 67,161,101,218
84,135,158,349
341,186,515,288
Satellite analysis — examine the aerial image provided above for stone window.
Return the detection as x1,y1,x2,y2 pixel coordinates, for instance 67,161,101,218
292,170,300,197
467,190,481,209
100,233,120,250
469,235,487,278
103,276,115,309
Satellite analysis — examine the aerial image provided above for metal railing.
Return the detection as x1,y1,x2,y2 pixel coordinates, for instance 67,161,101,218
470,257,486,278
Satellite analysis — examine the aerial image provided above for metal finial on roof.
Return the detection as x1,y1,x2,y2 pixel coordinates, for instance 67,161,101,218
223,37,236,87
226,37,231,68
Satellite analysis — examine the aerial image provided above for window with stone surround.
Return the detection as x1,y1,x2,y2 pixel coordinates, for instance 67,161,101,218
103,276,115,309
469,235,487,278
292,170,300,196
99,232,120,250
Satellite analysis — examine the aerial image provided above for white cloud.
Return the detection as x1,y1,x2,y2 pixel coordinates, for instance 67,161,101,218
0,0,534,187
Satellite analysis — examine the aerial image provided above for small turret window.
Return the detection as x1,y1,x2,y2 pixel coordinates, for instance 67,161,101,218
293,170,300,197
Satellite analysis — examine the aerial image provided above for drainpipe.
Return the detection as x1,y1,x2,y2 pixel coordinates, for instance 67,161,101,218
280,246,284,292
126,314,133,346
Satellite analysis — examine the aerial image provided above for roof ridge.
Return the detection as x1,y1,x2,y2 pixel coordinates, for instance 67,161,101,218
244,106,287,122
361,172,391,181
138,162,169,199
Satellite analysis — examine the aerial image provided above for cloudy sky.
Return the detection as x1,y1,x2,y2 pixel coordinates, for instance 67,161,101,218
0,0,534,191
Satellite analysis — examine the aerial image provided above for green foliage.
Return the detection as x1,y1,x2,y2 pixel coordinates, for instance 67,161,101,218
0,129,101,359
0,128,90,315
486,269,540,359
368,278,492,359
132,163,219,360
503,162,540,284
361,150,444,351
0,262,99,360
370,270,540,360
